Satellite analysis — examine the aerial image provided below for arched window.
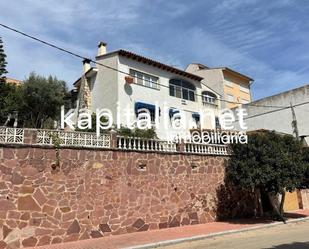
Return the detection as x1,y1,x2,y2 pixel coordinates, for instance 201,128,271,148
202,91,217,105
169,79,196,101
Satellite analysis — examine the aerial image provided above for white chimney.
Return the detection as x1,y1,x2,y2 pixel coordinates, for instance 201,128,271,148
82,59,91,73
97,41,107,56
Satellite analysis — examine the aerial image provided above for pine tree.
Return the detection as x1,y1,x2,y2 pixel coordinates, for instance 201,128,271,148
0,36,8,83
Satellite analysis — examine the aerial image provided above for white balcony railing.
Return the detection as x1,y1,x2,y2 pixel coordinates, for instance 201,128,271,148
0,127,230,156
202,97,218,107
36,130,111,148
0,127,24,144
117,136,177,152
184,142,230,155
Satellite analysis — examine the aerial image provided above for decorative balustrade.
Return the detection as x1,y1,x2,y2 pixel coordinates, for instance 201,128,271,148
0,127,24,144
184,142,230,155
0,127,230,155
117,136,177,152
36,130,111,148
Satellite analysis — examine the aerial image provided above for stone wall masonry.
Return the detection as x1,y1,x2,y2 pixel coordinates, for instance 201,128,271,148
0,145,228,248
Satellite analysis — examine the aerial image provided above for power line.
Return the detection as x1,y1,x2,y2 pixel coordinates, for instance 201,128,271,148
0,23,291,109
236,101,309,121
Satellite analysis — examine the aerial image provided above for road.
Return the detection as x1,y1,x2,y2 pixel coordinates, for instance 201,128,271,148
159,221,309,249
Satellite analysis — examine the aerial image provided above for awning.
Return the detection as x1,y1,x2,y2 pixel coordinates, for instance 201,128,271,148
135,102,156,114
169,108,180,118
192,112,200,121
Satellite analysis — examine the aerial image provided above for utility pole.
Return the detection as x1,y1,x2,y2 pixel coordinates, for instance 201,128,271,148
290,102,299,141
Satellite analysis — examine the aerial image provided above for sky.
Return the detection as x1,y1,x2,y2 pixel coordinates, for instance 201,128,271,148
0,0,309,100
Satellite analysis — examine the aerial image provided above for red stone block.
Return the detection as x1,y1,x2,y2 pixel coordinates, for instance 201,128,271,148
35,228,53,236
17,195,41,211
7,210,21,219
41,220,58,229
99,223,111,233
90,230,103,238
19,185,34,194
18,221,28,229
51,228,66,236
16,148,30,160
33,188,48,206
32,148,44,159
20,212,30,220
63,211,76,222
6,219,18,228
29,218,42,226
21,166,39,178
22,237,37,247
66,219,81,235
10,172,25,185
79,231,90,240
51,237,62,244
37,235,52,246
0,165,12,175
2,225,12,239
3,148,15,159
64,233,80,242
0,200,16,211
0,241,7,249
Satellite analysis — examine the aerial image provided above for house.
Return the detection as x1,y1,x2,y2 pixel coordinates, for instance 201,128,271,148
185,63,253,108
4,77,22,86
233,84,309,145
73,42,221,139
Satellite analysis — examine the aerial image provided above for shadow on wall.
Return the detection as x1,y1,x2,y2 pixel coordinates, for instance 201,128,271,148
215,181,258,221
262,242,309,249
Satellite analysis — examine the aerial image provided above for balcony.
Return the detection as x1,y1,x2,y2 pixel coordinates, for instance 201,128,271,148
202,96,218,107
202,91,218,108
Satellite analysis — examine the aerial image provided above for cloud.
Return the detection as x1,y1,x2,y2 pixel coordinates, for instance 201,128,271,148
0,0,145,85
0,0,308,99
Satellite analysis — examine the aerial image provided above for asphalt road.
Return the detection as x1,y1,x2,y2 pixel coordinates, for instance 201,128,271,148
159,220,309,249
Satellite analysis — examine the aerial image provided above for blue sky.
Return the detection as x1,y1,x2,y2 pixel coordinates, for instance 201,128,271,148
0,0,308,100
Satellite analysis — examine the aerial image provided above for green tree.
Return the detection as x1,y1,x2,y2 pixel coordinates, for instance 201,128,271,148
0,36,20,125
302,147,309,188
116,125,157,139
227,131,307,221
0,83,23,125
0,36,7,82
20,72,67,128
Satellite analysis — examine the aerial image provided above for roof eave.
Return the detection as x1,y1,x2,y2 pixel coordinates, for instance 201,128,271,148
96,49,203,81
222,67,253,82
73,67,98,87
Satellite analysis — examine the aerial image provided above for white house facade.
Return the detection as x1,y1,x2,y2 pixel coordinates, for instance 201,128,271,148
73,42,221,140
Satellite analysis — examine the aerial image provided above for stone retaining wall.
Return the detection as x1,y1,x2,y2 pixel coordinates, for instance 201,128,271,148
0,145,228,248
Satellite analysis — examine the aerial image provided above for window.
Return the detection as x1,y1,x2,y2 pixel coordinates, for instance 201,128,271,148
137,109,155,122
239,84,250,93
227,94,234,102
192,113,200,127
135,102,157,122
202,91,217,106
215,117,221,129
130,69,159,89
169,79,196,101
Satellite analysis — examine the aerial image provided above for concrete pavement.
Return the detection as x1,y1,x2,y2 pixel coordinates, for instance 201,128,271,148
29,210,309,249
158,220,309,249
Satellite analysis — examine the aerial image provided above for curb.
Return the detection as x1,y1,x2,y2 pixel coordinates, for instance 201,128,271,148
123,216,309,249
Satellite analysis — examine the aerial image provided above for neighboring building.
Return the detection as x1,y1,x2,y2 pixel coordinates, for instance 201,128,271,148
4,77,22,86
233,84,309,145
73,42,221,139
185,63,253,109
